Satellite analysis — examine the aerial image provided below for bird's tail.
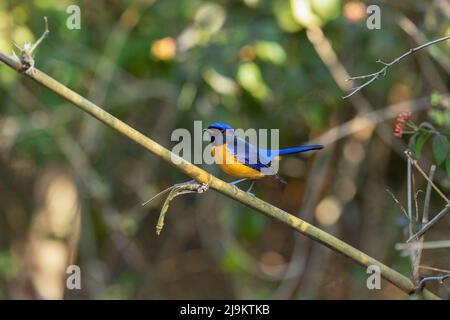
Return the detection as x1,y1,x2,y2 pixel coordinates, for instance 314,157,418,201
277,145,323,156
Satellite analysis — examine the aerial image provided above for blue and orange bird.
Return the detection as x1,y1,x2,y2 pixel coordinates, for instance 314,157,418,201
204,122,323,192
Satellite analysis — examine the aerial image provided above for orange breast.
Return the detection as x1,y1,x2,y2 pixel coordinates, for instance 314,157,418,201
212,144,265,179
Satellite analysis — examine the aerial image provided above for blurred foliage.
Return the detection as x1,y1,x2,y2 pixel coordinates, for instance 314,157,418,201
402,92,450,176
0,0,449,299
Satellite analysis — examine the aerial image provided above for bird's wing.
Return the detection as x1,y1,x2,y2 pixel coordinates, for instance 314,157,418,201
225,133,276,174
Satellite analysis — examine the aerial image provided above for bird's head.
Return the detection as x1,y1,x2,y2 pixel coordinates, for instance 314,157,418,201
204,122,233,144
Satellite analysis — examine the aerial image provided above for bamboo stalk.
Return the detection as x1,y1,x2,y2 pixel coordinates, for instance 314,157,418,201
0,51,440,300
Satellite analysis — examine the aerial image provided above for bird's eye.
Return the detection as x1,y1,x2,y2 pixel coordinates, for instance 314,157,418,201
211,136,216,142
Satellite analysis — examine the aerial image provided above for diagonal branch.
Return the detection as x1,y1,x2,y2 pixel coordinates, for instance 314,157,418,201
343,35,450,99
407,204,450,243
405,151,450,204
404,152,449,244
416,274,449,292
419,266,450,274
0,26,441,300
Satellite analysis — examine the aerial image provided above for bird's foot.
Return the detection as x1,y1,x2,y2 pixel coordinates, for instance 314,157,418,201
229,179,256,197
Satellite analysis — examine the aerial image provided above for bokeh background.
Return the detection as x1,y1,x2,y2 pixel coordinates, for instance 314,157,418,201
0,0,449,299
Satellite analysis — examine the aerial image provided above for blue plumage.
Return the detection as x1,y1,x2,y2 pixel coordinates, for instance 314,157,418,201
206,123,324,174
274,145,324,157
207,122,233,131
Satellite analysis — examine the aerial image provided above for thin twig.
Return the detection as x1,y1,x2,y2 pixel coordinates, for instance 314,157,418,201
343,35,450,98
30,17,49,55
154,181,209,235
142,185,177,206
413,186,421,222
413,165,435,283
407,204,450,243
419,265,450,274
422,165,436,223
307,96,444,147
12,17,49,72
386,189,409,219
398,15,450,73
396,240,450,251
407,155,414,252
416,274,449,292
0,19,441,300
142,179,210,234
405,151,450,204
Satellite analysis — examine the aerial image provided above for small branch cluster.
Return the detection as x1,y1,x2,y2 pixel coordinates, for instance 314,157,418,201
416,275,449,292
407,204,450,243
415,266,450,293
143,180,210,235
343,35,450,99
392,151,449,293
12,17,49,72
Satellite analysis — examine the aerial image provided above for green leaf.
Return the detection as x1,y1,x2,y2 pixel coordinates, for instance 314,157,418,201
429,109,445,126
219,244,249,273
432,134,450,165
255,41,287,65
274,0,302,32
302,102,328,130
237,62,271,101
430,91,442,106
415,132,430,157
234,210,266,240
202,68,239,96
290,0,323,28
311,0,341,22
446,155,450,178
408,133,418,155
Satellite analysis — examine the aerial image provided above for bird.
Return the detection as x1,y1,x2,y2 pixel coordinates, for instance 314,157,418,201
204,122,323,192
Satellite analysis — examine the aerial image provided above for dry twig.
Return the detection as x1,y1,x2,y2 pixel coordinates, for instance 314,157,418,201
142,180,209,235
416,274,449,292
343,35,450,99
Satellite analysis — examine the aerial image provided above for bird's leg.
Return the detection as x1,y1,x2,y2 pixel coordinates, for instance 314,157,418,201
231,179,256,195
229,178,248,186
245,181,256,197
230,178,256,197
246,181,255,193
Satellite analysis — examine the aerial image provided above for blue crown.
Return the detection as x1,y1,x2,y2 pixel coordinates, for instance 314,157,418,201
207,122,233,130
